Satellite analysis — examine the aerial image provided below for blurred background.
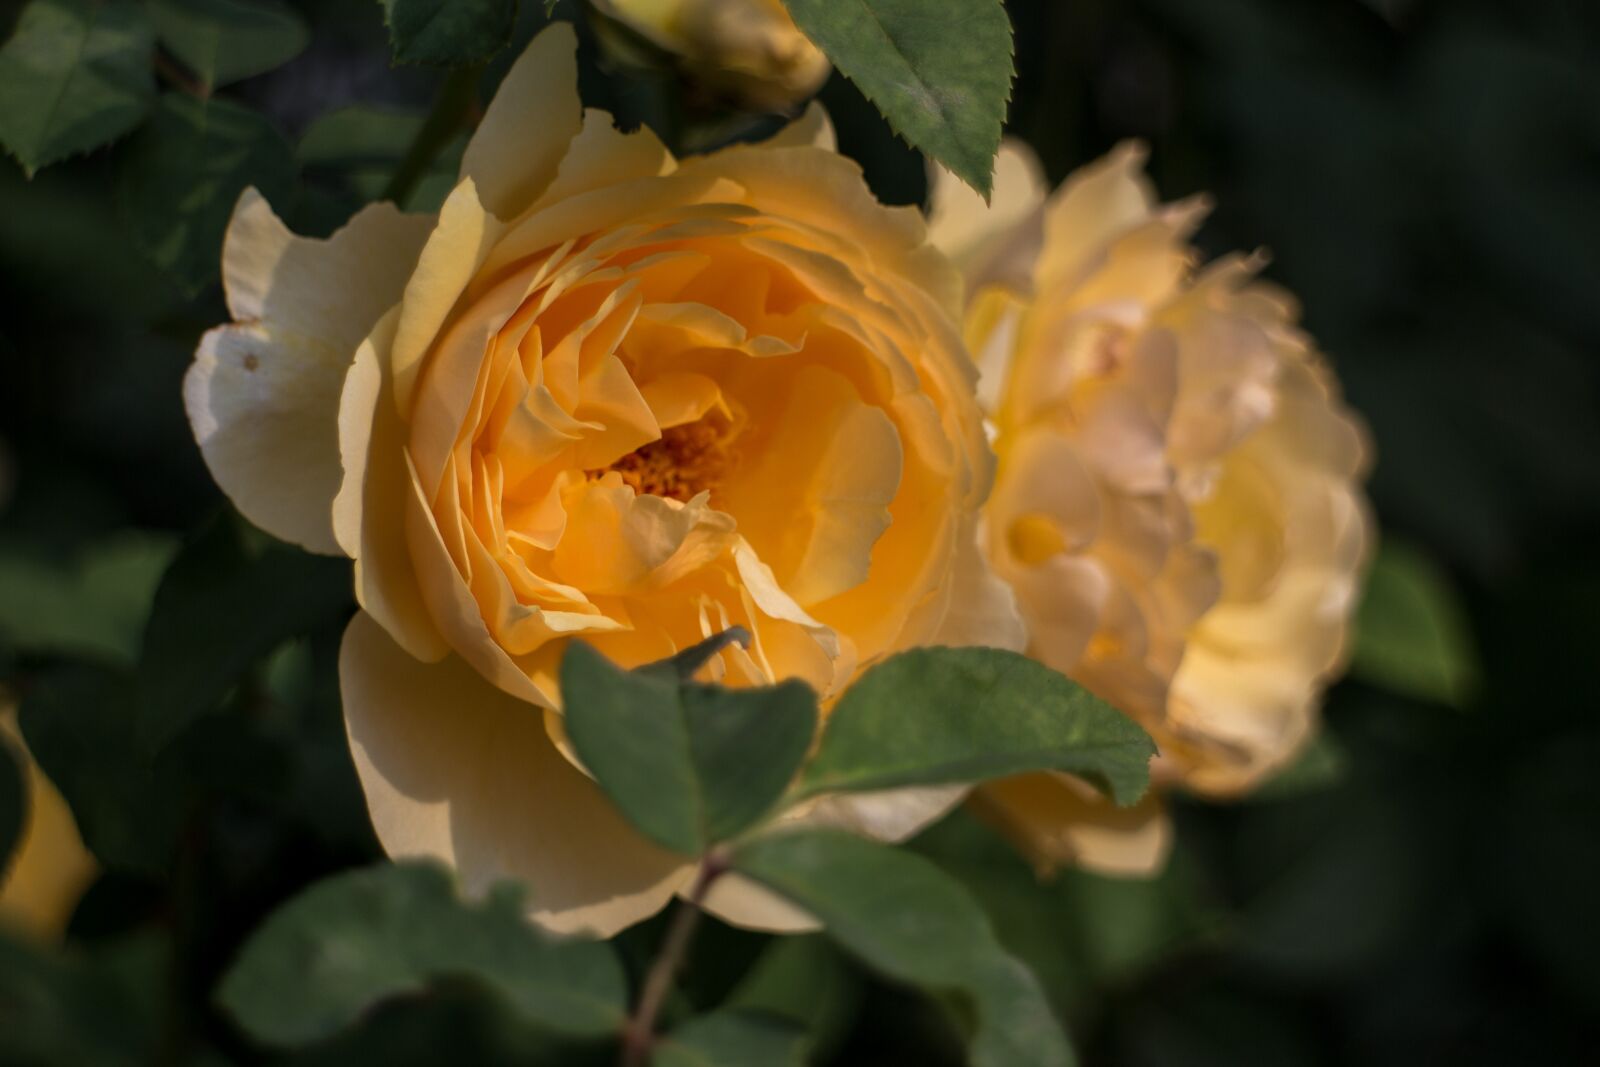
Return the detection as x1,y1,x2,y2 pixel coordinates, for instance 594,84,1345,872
1,0,1597,1063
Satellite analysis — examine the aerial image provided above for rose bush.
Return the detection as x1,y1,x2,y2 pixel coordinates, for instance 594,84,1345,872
928,143,1373,874
185,23,1019,935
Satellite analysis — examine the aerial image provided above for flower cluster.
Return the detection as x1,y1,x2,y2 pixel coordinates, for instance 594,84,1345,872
174,24,1370,932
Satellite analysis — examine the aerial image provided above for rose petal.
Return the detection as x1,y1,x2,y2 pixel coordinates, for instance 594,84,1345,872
926,138,1047,293
334,308,450,661
459,23,584,220
185,190,431,553
972,772,1172,877
340,611,694,936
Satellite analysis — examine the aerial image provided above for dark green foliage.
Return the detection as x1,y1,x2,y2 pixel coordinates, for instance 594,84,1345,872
560,638,817,856
217,861,628,1046
379,0,518,66
795,646,1155,806
1352,539,1478,706
0,931,169,1065
130,516,351,754
0,0,155,175
652,1010,809,1067
0,532,175,665
722,935,861,1060
782,0,1013,196
117,92,296,293
733,829,1074,1067
149,0,309,90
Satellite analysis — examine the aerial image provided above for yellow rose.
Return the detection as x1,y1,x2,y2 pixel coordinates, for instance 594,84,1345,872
185,24,1018,935
590,0,830,111
928,142,1372,875
0,701,97,939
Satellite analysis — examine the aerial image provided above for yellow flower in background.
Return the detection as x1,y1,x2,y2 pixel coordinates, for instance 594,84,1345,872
591,0,830,112
185,24,1018,936
0,702,96,939
928,142,1372,876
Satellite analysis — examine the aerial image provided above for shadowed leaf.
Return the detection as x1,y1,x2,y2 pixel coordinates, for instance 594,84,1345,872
0,0,156,175
150,0,308,89
217,861,628,1047
732,829,1074,1067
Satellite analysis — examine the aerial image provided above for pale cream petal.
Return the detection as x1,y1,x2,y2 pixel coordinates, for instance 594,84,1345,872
926,138,1047,292
697,872,820,933
990,428,1102,557
806,785,970,844
1036,141,1159,294
927,519,1028,652
459,23,584,220
764,101,836,151
340,612,695,936
971,772,1172,878
1010,554,1111,676
964,284,1027,416
532,108,674,210
185,190,433,553
334,308,450,661
391,179,506,413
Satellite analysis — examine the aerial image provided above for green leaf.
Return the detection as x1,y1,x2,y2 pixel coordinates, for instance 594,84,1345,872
116,91,296,294
793,647,1155,806
378,0,517,66
1351,539,1478,706
217,861,628,1047
724,935,861,1062
0,0,156,176
0,931,169,1064
0,532,177,665
15,519,351,874
18,661,181,874
133,515,351,754
780,0,1012,196
0,734,23,877
560,640,818,856
913,811,1226,1009
149,0,309,89
297,103,465,212
731,829,1074,1067
653,1010,809,1067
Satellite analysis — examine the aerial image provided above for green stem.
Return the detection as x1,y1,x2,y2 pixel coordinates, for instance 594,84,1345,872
383,64,483,209
619,857,726,1067
153,50,210,100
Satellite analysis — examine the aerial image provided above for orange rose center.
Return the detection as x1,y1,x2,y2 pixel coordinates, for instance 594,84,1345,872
602,411,740,504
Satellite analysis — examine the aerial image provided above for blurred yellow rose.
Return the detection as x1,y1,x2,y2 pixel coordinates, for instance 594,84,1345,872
928,142,1372,876
591,0,830,111
185,24,1018,935
0,701,96,939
